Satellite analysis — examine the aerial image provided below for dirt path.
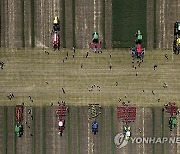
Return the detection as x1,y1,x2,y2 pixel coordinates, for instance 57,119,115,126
79,106,88,154
24,0,31,47
34,107,42,153
70,107,78,154
46,106,56,154
144,108,153,154
154,108,162,153
75,0,94,48
65,0,73,48
164,110,177,154
16,106,33,154
7,107,14,153
177,115,180,154
105,0,112,48
88,108,101,154
0,107,4,153
53,105,67,154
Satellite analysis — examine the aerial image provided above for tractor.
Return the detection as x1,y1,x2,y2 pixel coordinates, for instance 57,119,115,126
56,102,68,136
173,36,180,55
89,32,102,53
164,102,178,131
131,44,145,67
58,118,65,136
15,105,24,137
169,117,177,131
173,21,180,54
88,104,101,135
15,124,23,137
123,125,131,141
117,105,136,142
53,16,60,32
92,120,98,135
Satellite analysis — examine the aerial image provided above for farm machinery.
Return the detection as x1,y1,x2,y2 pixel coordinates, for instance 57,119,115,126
53,16,60,32
131,30,145,67
173,21,180,54
89,32,102,53
52,16,60,50
164,102,178,131
56,102,68,136
88,104,101,135
89,41,102,53
15,105,24,137
52,32,60,51
117,105,137,141
92,120,98,135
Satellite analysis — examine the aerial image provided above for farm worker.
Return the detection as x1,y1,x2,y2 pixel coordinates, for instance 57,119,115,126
135,30,142,44
92,32,99,43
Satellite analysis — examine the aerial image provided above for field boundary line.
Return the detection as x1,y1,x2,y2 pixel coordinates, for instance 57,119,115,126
3,107,7,154
62,0,66,48
100,107,105,154
67,107,71,154
153,0,157,48
77,107,80,154
161,109,165,154
21,0,25,47
110,106,114,154
13,106,16,154
152,108,156,154
32,107,36,154
102,0,106,48
72,0,76,47
41,107,46,154
30,0,35,47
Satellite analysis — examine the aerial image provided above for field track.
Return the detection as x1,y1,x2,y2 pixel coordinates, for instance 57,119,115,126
0,106,179,154
0,49,179,106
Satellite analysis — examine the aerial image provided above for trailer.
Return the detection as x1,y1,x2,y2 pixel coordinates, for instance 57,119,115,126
164,102,178,131
56,102,68,136
117,106,136,124
88,104,101,135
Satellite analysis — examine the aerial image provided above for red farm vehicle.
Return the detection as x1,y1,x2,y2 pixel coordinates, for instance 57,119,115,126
117,106,136,124
117,105,137,140
56,102,68,136
15,105,24,137
164,102,178,131
52,32,60,51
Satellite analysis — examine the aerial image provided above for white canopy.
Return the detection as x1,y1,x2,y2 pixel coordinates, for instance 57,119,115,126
126,131,131,137
59,121,63,127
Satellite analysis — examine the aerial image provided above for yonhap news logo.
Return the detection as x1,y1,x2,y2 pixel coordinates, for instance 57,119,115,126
114,133,180,149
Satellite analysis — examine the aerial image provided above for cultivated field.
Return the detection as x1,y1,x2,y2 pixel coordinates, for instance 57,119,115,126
0,106,179,154
0,48,180,154
0,48,179,106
